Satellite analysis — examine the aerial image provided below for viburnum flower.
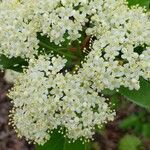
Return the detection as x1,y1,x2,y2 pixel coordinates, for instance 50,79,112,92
0,0,149,145
8,55,115,144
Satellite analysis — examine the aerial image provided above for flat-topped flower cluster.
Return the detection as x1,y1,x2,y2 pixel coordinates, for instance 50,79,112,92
9,55,115,144
0,0,150,145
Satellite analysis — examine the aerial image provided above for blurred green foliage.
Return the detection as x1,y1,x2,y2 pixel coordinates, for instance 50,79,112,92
118,135,142,150
119,111,150,138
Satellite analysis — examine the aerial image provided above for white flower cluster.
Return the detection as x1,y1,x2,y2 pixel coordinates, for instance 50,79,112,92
8,55,115,144
80,1,150,91
1,0,149,145
0,0,39,58
0,0,89,57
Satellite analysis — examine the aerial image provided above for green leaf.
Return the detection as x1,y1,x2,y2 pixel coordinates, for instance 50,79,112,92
36,130,90,150
127,0,150,9
119,115,140,129
119,78,150,109
37,34,84,70
118,135,142,150
0,55,28,72
64,140,90,150
36,131,65,150
37,33,80,60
